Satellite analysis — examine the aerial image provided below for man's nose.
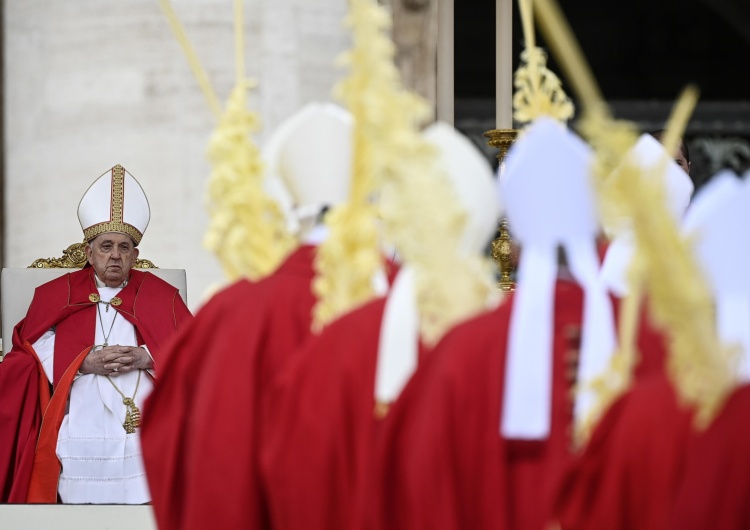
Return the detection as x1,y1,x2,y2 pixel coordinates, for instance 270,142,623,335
110,248,121,259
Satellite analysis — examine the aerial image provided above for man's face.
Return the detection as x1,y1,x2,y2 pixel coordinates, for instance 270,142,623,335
675,150,691,175
85,233,139,287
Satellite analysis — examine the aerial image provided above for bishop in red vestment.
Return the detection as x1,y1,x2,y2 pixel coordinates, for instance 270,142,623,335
260,296,391,530
555,158,742,530
666,172,750,529
371,280,584,530
0,164,192,504
259,120,502,530
0,267,191,503
554,372,693,530
141,102,360,530
669,384,750,529
551,294,692,530
368,117,621,529
141,244,319,530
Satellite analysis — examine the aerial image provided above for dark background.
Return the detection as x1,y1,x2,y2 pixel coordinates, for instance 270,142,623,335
455,0,750,190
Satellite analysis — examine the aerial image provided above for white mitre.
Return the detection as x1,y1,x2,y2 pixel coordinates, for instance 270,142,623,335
683,170,750,381
374,122,500,406
78,164,150,245
262,102,353,239
500,116,617,440
600,133,695,296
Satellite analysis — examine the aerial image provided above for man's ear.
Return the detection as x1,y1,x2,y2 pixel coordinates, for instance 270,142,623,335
84,242,94,264
133,247,140,260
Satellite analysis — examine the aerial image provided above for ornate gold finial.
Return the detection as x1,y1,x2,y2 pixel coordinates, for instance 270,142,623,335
491,218,516,292
483,129,519,291
483,129,518,162
481,0,576,292
512,47,574,126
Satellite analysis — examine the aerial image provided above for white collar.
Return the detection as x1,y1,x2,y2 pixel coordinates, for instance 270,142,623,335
94,273,129,289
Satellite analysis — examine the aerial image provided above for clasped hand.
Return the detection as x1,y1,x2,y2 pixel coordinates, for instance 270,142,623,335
80,345,153,376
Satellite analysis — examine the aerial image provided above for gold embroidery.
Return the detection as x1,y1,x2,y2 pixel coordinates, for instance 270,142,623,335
83,222,143,246
82,165,144,245
105,370,143,434
111,165,124,224
30,242,88,268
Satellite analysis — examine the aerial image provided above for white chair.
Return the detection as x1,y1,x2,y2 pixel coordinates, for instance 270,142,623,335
1,242,187,358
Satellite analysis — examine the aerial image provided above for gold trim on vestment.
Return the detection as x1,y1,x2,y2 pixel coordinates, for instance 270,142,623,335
81,165,144,245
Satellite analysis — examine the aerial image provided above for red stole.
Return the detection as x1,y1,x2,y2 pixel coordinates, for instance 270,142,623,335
25,343,90,503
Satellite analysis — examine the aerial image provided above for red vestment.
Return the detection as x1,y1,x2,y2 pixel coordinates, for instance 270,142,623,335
0,267,191,503
141,245,319,530
554,375,693,530
669,383,750,529
372,279,584,530
630,301,670,381
553,304,691,530
260,296,405,530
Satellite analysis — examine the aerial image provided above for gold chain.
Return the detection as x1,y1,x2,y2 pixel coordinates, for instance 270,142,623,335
105,370,142,434
95,304,118,347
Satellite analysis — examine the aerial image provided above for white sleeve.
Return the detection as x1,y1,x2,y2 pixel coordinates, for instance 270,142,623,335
32,329,56,384
142,344,156,378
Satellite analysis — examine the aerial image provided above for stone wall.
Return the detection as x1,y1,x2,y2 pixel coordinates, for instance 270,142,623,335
4,0,350,310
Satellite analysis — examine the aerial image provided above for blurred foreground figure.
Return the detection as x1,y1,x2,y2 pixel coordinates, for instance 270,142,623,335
140,103,358,530
370,118,618,530
668,172,750,530
0,165,191,504
554,134,697,530
599,133,694,303
260,122,499,530
555,166,738,530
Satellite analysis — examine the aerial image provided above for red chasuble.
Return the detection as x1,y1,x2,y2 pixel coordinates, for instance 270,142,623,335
669,384,750,530
554,375,693,530
260,296,396,530
552,304,692,530
141,245,319,530
371,279,584,530
0,267,191,503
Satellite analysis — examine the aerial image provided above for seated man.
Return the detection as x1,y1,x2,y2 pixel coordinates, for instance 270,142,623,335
0,164,192,504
